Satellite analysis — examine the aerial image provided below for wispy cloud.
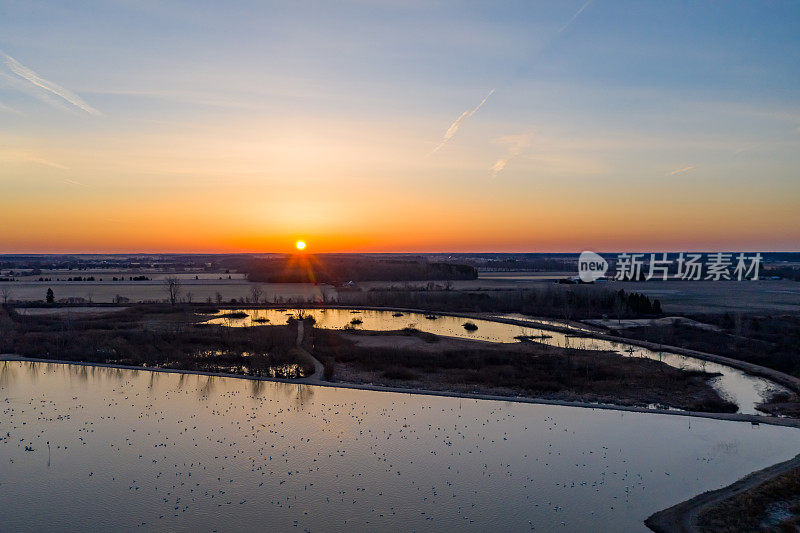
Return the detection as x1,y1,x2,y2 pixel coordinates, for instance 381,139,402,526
0,148,69,170
0,100,20,114
490,133,531,178
733,143,763,157
432,89,494,152
666,165,695,176
0,50,100,115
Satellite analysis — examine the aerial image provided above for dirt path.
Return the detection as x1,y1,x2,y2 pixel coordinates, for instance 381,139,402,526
295,320,324,382
645,453,800,532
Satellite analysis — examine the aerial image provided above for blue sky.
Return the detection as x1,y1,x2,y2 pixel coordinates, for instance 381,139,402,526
1,1,799,252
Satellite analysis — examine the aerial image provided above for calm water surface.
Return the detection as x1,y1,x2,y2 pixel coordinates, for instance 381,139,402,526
2,361,798,532
204,308,784,414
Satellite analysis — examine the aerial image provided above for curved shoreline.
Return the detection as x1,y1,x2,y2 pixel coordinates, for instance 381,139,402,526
323,305,800,394
3,353,799,429
16,302,800,395
644,453,800,532
7,304,800,530
8,303,800,425
202,303,800,395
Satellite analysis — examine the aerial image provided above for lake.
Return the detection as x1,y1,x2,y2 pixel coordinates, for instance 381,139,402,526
2,360,798,532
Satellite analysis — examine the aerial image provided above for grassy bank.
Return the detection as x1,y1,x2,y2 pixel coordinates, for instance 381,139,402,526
623,314,800,376
309,327,736,413
0,306,316,378
697,465,800,531
620,313,800,415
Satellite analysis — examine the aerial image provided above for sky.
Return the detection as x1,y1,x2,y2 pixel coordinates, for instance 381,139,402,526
1,0,799,253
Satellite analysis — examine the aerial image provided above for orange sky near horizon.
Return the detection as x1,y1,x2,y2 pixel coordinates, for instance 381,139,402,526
3,187,797,254
3,118,798,254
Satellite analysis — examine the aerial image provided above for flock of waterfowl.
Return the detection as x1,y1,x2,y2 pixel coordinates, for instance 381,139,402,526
2,361,798,531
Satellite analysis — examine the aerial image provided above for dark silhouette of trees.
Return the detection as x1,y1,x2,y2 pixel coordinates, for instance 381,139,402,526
246,256,477,283
46,288,54,303
616,290,662,315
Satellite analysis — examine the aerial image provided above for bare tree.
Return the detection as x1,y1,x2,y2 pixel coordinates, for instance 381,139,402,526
164,276,182,305
0,286,11,306
215,292,223,305
185,291,194,304
250,284,263,304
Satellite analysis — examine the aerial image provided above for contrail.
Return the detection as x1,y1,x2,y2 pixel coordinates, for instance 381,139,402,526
433,89,495,152
558,0,594,35
0,50,100,115
433,2,593,156
666,165,695,176
510,0,596,81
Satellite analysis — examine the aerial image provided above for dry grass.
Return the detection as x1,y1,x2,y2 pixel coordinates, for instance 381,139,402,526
310,328,736,412
0,306,315,378
697,467,800,532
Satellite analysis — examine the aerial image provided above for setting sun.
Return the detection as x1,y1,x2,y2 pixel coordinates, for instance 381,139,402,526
295,240,306,251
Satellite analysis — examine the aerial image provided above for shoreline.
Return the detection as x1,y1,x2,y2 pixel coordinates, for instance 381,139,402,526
3,353,799,429
644,453,800,532
5,303,800,426
323,305,800,393
191,302,800,393
12,301,800,395
6,306,800,529
201,303,800,394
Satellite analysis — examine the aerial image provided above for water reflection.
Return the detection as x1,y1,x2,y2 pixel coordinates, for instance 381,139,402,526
250,377,264,398
176,372,187,391
0,361,16,388
199,375,216,397
1,361,798,532
204,308,786,414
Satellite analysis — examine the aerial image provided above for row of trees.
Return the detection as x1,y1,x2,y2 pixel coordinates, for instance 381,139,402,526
15,278,274,306
617,290,662,315
164,277,266,306
246,256,477,283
